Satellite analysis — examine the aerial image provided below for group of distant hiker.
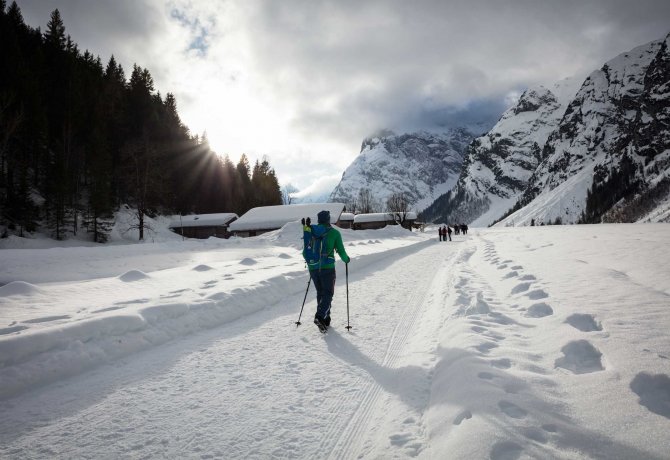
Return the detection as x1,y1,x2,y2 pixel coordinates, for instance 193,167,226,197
438,224,468,241
438,225,451,241
454,224,468,235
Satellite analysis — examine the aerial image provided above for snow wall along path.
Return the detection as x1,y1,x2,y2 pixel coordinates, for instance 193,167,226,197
0,237,433,400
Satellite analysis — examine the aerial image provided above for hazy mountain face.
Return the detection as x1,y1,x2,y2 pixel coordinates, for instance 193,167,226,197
329,128,478,212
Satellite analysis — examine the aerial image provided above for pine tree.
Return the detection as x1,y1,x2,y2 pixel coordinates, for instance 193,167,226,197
221,154,237,211
236,154,253,214
6,2,24,27
163,93,185,136
88,118,113,242
44,9,66,50
123,64,165,239
251,157,281,207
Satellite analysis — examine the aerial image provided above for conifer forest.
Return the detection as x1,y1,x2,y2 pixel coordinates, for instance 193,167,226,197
0,3,282,242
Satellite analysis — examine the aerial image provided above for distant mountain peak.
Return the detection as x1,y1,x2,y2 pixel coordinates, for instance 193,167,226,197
512,87,558,114
330,128,479,212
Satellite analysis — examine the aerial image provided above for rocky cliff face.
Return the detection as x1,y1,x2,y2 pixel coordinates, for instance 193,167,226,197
421,79,579,226
498,33,670,225
329,128,477,211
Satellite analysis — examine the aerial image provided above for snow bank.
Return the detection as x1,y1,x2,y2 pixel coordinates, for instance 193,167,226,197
0,281,42,297
0,224,431,399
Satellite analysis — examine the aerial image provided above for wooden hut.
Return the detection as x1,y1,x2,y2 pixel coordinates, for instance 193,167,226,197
352,212,417,230
169,213,239,239
337,212,355,229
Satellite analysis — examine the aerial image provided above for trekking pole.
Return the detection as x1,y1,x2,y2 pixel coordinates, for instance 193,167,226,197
345,263,352,331
295,276,311,327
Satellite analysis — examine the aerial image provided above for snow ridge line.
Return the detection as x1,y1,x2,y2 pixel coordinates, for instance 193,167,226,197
0,237,433,401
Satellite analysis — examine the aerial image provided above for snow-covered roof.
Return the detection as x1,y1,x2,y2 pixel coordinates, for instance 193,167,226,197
228,203,345,232
339,212,355,221
353,212,417,223
169,213,238,229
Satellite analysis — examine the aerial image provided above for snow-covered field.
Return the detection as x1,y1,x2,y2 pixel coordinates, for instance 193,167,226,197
1,223,669,459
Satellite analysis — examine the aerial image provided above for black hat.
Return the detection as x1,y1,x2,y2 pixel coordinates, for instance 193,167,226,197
317,210,330,224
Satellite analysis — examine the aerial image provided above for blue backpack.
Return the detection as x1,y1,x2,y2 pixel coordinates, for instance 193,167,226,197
303,224,334,270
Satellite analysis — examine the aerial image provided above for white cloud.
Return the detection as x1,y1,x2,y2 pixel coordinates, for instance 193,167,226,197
290,174,342,201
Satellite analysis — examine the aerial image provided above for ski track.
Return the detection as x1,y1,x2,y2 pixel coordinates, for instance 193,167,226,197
322,242,455,459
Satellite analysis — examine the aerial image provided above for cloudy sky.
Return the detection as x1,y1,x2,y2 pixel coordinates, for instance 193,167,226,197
18,0,670,197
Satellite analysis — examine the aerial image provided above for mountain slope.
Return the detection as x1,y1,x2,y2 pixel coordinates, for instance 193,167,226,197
421,79,579,226
498,33,670,226
329,129,477,211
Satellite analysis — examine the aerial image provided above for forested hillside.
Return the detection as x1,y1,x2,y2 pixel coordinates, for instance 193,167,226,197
0,2,281,242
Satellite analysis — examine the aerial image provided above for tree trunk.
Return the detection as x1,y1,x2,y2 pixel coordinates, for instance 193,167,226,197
138,209,144,240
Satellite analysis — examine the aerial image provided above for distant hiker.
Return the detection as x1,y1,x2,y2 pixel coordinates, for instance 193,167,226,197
302,210,350,332
447,225,452,241
438,226,443,241
463,224,468,235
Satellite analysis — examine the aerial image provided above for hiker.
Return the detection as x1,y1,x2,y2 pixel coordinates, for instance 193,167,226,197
447,225,452,241
302,210,350,332
438,226,443,241
442,225,447,242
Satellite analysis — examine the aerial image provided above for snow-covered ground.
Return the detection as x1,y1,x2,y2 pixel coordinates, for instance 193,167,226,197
1,223,669,459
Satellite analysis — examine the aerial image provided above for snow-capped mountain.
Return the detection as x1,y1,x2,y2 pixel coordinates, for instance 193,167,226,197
496,32,670,226
421,78,580,226
329,128,478,211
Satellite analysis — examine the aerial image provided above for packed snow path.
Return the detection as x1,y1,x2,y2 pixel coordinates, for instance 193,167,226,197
1,225,669,459
0,240,450,459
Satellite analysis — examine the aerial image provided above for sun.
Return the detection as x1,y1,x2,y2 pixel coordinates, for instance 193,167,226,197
178,74,292,163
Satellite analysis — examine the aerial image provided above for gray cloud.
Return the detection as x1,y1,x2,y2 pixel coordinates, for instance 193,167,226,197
13,0,670,190
244,0,669,136
19,0,166,66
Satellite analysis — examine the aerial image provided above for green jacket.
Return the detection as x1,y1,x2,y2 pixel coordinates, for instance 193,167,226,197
303,224,350,270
